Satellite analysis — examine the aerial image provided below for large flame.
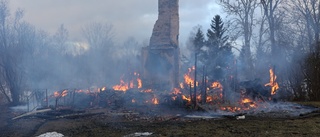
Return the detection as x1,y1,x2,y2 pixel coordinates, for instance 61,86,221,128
113,79,129,92
183,66,198,88
112,72,143,91
265,67,279,95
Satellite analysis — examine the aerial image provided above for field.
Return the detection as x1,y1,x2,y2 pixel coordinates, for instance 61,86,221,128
0,102,320,137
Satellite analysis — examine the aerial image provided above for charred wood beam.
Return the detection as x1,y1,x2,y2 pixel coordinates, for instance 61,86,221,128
12,108,52,120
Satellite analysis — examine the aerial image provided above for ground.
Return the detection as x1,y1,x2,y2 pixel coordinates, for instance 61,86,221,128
1,102,320,137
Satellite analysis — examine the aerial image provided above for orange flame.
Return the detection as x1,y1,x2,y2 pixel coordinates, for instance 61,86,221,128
101,87,106,92
211,82,223,90
220,106,241,112
129,80,134,89
184,66,198,88
205,81,224,103
182,95,191,102
141,89,153,93
54,91,60,97
152,97,159,105
179,83,184,89
137,78,142,88
113,79,129,92
241,98,257,108
265,68,279,95
61,90,68,97
172,88,181,95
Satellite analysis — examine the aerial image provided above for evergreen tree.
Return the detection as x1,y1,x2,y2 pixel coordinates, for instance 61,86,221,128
207,15,228,49
193,28,205,51
205,15,233,81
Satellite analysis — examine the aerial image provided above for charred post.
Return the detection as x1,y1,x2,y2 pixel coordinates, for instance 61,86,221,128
201,66,207,104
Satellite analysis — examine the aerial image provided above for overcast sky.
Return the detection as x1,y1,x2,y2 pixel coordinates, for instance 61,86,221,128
10,0,223,46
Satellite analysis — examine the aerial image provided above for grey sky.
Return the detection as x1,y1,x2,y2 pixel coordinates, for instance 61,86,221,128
10,0,223,45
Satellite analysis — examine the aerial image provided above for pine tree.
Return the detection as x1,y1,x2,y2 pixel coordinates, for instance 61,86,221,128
193,28,205,52
207,15,228,49
205,15,233,81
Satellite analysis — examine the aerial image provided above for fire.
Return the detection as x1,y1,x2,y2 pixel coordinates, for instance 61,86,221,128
113,79,129,92
204,81,224,103
184,66,198,88
182,95,191,102
211,82,223,90
242,98,252,103
179,83,184,89
129,80,134,88
241,98,257,108
61,90,68,97
220,106,241,112
172,88,181,95
152,97,159,105
53,91,60,97
141,89,153,93
101,87,106,92
265,67,279,95
137,78,142,88
112,72,143,91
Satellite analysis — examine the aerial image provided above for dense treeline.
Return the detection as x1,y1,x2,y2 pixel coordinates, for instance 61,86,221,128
1,0,320,105
0,1,141,105
187,0,320,101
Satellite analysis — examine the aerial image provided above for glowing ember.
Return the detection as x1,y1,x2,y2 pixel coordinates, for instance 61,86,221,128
242,98,252,104
101,87,106,92
141,89,153,93
179,83,184,89
152,97,159,105
265,67,279,95
53,91,60,97
220,106,241,112
172,88,181,95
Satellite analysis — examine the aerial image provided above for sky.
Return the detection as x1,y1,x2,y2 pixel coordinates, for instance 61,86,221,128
9,0,223,46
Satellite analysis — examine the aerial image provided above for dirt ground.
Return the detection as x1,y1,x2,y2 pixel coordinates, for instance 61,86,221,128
1,103,320,137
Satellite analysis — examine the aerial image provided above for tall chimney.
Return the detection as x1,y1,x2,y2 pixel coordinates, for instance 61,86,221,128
141,0,180,90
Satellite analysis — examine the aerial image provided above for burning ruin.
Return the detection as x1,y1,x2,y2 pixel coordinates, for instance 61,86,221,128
11,0,318,118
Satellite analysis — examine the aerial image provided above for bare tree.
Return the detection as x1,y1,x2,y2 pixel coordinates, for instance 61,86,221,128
289,0,320,51
119,37,140,58
52,24,69,54
82,22,114,52
0,0,36,105
261,0,284,58
219,0,259,79
81,22,115,86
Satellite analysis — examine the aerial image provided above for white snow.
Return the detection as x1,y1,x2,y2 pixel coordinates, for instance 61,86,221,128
37,132,64,137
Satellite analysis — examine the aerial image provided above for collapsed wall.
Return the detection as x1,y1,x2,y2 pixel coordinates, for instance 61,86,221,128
142,0,180,90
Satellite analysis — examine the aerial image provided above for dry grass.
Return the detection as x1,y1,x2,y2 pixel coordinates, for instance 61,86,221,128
295,101,320,107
